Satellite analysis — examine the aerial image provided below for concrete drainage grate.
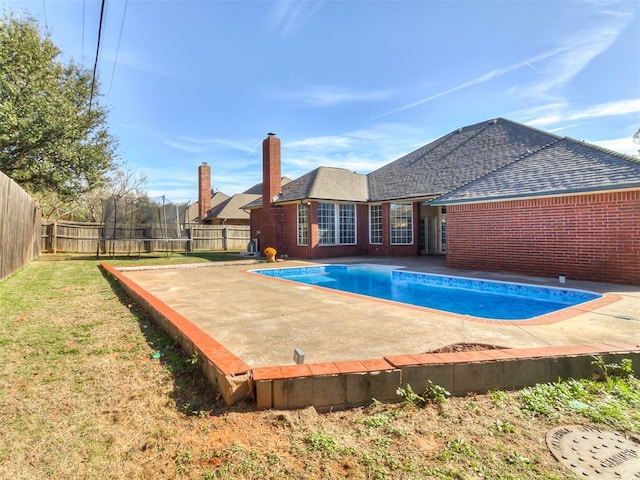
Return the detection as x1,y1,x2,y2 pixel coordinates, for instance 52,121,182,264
546,425,640,478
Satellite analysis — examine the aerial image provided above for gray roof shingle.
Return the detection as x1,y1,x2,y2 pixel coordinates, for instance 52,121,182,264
279,166,368,202
431,137,640,204
367,118,559,201
244,167,368,208
205,193,259,220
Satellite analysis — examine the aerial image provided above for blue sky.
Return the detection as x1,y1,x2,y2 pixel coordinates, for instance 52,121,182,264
3,0,639,202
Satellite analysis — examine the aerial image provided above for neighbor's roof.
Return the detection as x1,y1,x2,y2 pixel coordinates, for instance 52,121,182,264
205,193,259,220
431,137,640,204
188,191,229,221
242,177,292,195
367,118,560,202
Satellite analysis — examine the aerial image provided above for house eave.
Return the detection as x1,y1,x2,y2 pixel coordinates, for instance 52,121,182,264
429,185,640,206
369,195,440,204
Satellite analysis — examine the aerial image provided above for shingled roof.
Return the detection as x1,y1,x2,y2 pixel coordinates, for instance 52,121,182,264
367,118,559,202
279,166,368,202
431,136,640,204
243,167,367,209
204,193,258,221
245,117,639,209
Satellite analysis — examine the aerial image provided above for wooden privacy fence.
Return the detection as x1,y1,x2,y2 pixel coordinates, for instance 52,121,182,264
188,225,251,252
0,171,41,281
41,221,251,254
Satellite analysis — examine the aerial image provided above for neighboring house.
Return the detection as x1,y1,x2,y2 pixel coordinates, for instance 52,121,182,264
202,193,256,226
190,161,293,226
187,191,229,224
246,119,640,285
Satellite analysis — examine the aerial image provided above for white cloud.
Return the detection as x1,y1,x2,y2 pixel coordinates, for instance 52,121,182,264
281,123,434,176
286,135,355,150
371,7,633,121
266,0,324,36
101,49,176,79
523,98,640,127
369,47,567,121
515,18,631,100
176,136,256,154
274,86,394,108
591,137,638,155
162,139,203,154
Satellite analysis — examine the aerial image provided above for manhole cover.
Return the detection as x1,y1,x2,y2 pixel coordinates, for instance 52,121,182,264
546,425,640,479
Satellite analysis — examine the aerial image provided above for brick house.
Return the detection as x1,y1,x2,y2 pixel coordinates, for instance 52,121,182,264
246,119,640,285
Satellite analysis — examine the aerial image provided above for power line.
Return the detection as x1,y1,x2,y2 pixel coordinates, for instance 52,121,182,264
107,0,129,102
82,0,85,66
88,0,106,114
41,0,48,28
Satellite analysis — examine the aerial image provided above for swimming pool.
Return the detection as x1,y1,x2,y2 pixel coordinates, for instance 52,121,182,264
249,264,602,320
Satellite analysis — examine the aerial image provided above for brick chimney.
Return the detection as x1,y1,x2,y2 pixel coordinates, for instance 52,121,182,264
258,133,283,255
198,162,211,222
262,133,281,205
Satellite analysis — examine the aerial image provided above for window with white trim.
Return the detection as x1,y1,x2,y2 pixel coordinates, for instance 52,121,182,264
318,202,336,245
317,202,356,245
369,205,382,244
297,203,308,246
339,204,356,244
390,203,413,245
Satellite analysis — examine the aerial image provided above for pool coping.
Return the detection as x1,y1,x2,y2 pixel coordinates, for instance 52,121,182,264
101,262,640,410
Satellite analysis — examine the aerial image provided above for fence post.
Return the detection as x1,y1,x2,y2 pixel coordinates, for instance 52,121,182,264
51,221,57,254
222,227,228,251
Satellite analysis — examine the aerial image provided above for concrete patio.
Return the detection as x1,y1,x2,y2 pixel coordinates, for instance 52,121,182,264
117,256,638,367
103,256,640,409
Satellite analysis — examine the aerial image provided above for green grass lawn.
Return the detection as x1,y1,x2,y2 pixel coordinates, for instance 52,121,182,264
0,254,638,479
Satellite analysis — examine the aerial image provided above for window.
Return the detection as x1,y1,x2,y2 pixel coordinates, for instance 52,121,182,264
297,203,308,246
318,203,335,245
369,205,382,244
318,202,356,245
339,204,356,244
390,203,413,244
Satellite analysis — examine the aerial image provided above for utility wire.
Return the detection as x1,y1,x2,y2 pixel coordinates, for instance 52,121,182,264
89,0,106,114
82,0,85,66
107,0,128,102
41,0,48,28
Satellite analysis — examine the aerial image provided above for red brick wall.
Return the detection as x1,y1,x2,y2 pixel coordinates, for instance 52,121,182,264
275,201,420,259
446,190,640,285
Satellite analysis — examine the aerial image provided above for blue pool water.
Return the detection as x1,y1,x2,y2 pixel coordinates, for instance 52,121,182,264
249,264,602,320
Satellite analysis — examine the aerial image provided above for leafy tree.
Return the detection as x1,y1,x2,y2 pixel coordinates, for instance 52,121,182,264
0,13,117,209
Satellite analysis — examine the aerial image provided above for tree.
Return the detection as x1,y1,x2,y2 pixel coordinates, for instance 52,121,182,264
0,13,117,207
35,167,148,221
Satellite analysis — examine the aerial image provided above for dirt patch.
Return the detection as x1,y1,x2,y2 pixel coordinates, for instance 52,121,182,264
428,343,505,353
